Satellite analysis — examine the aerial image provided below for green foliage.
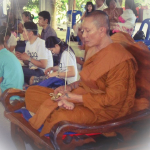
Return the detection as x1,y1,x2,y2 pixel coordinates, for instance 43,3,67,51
23,0,39,22
56,0,96,23
22,0,96,24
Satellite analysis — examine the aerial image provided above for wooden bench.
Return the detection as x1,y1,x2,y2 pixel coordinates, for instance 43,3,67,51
1,89,150,150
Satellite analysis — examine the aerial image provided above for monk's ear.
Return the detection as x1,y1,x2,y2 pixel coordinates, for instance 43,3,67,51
99,27,106,36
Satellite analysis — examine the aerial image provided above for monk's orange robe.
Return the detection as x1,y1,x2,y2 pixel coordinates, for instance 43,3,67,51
25,42,140,136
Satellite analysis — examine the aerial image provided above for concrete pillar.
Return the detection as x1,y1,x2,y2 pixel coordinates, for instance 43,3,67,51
39,0,57,29
68,0,76,10
39,0,46,11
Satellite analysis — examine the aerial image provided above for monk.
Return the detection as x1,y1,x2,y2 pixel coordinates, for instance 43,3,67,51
25,10,140,136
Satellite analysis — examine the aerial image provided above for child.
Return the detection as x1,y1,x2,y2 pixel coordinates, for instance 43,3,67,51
30,36,78,87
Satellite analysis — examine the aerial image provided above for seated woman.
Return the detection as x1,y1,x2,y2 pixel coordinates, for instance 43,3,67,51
109,0,137,35
18,11,34,34
30,36,78,87
74,2,95,65
4,9,22,38
104,0,123,35
73,1,95,41
22,11,34,23
0,26,17,54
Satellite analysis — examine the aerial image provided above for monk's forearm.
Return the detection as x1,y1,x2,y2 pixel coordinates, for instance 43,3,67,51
68,80,80,91
66,93,83,103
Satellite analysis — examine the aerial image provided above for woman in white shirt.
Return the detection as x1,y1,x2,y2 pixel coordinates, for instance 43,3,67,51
30,36,78,85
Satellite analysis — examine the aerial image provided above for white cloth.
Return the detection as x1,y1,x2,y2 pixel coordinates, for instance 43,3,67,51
7,33,17,54
47,50,53,69
121,9,136,25
96,3,107,11
112,9,136,35
25,37,53,71
58,50,78,84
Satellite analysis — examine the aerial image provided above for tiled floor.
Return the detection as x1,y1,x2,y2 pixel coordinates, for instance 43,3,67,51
0,22,146,150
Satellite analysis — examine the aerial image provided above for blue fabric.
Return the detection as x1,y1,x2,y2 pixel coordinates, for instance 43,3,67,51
37,77,65,88
0,48,24,100
15,108,75,137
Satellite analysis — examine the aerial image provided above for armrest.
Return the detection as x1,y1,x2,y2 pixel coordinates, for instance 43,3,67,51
50,109,150,149
1,88,25,112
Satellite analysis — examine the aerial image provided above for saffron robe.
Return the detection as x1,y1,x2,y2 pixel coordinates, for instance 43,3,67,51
25,42,140,136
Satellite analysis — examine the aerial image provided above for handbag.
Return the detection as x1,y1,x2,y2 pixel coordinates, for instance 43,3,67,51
133,30,145,40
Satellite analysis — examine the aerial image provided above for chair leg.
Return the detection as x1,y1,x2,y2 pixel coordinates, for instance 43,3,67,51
11,123,26,150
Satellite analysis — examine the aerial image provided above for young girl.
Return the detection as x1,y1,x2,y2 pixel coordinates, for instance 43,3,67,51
77,1,95,23
30,36,78,87
74,2,95,35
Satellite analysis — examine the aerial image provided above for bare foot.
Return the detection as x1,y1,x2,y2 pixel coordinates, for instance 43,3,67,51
58,99,74,110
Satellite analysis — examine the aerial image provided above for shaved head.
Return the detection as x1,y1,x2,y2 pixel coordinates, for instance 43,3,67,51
85,10,110,35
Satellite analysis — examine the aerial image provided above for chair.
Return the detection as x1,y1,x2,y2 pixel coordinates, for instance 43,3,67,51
139,19,150,41
131,18,138,38
66,10,82,43
1,88,150,150
135,19,150,49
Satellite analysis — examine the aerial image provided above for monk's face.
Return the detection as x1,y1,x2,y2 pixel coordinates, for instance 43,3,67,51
109,0,116,9
82,17,104,47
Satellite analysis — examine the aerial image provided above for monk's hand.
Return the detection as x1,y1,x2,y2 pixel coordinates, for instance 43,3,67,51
56,92,78,103
54,85,72,96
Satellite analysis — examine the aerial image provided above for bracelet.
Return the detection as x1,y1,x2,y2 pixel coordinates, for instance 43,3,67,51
28,57,32,62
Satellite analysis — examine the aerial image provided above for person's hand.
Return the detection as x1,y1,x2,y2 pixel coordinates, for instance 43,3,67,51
15,52,22,60
54,85,72,96
20,53,30,61
45,67,53,75
48,72,57,78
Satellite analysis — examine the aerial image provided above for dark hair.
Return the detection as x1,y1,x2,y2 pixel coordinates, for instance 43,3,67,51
125,0,137,16
38,11,51,24
46,36,75,64
7,9,17,29
106,0,117,7
0,29,6,45
22,11,34,21
0,26,11,36
85,10,110,35
0,26,7,45
85,2,95,16
24,22,38,35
